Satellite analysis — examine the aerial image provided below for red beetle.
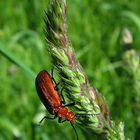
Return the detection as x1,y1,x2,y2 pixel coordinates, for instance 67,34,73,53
35,70,78,139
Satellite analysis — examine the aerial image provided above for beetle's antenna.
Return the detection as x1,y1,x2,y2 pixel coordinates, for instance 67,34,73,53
70,122,79,140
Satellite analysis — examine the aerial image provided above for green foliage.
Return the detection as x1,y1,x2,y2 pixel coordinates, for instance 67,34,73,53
0,0,140,140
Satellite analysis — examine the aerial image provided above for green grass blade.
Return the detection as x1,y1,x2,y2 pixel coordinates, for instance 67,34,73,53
0,43,36,80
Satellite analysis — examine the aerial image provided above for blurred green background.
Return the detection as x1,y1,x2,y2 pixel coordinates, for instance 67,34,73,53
0,0,140,140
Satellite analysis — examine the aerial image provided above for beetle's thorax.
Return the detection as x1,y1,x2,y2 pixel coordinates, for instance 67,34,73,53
54,106,76,123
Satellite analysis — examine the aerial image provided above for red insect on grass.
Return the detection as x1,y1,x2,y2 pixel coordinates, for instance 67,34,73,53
35,70,78,140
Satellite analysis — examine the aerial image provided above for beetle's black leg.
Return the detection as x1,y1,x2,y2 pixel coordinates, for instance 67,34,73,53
63,102,76,107
51,68,58,85
59,85,66,104
40,115,57,123
50,68,60,91
58,117,66,123
75,113,100,119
